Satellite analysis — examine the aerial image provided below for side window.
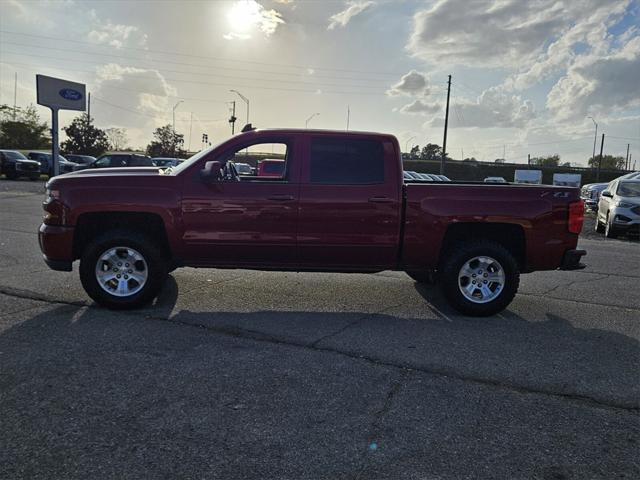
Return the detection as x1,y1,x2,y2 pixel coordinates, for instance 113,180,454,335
310,138,384,185
224,142,288,181
95,156,112,167
129,156,150,167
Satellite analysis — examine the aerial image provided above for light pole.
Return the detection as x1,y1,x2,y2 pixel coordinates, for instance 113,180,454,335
230,90,249,127
405,136,416,157
172,100,183,133
305,112,320,128
588,116,597,165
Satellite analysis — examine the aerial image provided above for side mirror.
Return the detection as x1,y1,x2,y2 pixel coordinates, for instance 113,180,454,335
601,190,612,198
200,161,223,182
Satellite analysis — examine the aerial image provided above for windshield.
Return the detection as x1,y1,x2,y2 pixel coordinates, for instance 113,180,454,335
165,145,219,175
617,182,640,197
3,151,27,160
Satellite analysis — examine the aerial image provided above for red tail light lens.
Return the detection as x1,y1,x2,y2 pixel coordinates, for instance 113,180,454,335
568,200,584,234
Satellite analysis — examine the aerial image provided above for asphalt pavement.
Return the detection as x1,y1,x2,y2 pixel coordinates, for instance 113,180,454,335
0,178,638,479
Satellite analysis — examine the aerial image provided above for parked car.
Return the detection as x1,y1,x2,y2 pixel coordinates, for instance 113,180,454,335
39,128,586,317
90,153,154,168
257,159,285,177
595,179,640,238
617,171,640,180
484,177,507,183
233,162,253,175
0,150,41,180
580,183,608,211
152,157,184,168
65,155,96,168
28,151,81,176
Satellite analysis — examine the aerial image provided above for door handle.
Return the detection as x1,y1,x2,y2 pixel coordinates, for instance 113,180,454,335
368,196,394,203
267,194,295,202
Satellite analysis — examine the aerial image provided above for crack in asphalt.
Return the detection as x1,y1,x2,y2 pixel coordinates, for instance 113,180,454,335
354,370,411,480
0,287,638,413
538,274,612,296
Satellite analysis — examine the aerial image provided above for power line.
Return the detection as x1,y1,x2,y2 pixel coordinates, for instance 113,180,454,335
92,96,226,123
0,30,398,77
0,45,388,90
1,60,387,96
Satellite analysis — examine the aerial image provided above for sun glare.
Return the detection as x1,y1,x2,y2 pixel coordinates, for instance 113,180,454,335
227,0,261,35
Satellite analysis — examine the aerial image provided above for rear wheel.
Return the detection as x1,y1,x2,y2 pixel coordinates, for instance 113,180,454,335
439,241,519,317
5,171,17,180
79,230,168,309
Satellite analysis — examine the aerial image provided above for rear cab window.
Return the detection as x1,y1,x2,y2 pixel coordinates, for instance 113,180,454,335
309,137,385,185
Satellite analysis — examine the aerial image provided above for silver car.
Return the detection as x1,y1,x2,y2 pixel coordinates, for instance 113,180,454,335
580,182,608,211
596,179,640,238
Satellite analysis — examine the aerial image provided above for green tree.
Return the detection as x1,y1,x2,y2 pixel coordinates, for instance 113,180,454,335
409,145,420,159
61,114,110,157
420,143,443,161
531,154,560,167
146,125,186,157
588,155,625,170
0,104,50,149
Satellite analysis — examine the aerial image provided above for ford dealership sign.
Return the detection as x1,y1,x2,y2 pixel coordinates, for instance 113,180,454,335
59,88,83,101
36,75,86,111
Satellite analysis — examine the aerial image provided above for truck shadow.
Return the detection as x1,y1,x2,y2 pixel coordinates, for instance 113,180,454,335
1,274,638,410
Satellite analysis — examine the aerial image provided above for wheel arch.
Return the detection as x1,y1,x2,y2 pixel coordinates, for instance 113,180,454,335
439,222,526,271
73,211,172,261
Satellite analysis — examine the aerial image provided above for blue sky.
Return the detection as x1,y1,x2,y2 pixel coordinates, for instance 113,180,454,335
1,0,639,166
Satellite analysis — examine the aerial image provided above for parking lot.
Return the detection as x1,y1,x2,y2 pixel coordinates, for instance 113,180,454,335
0,178,638,479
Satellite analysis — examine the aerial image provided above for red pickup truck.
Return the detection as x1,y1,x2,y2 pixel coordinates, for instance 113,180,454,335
39,128,585,316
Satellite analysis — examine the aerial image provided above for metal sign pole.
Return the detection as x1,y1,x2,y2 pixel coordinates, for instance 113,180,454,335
51,107,60,177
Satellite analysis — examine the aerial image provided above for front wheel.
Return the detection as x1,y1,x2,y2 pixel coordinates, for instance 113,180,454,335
439,241,520,317
79,230,168,309
604,214,618,239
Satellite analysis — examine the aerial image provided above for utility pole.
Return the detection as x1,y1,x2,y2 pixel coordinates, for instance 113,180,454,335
230,90,249,126
503,144,506,161
13,72,17,120
625,143,630,171
597,133,604,181
228,101,237,134
528,153,531,167
441,74,452,175
346,106,350,131
588,116,597,165
461,147,464,160
87,92,91,122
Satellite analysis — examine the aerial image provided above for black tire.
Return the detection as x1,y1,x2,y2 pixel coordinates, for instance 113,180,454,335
604,214,618,239
406,270,435,284
6,171,17,180
79,229,168,309
595,215,605,233
439,240,520,317
29,175,40,181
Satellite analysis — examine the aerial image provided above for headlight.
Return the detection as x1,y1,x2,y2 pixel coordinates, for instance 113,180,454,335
614,201,635,208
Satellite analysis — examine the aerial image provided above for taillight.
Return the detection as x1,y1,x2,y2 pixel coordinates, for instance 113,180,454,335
568,200,584,234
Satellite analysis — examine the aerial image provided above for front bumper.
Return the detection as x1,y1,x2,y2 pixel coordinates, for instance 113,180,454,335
38,223,74,271
610,205,640,232
559,249,587,270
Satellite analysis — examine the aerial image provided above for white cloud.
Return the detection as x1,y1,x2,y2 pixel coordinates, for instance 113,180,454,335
94,64,177,129
224,0,285,40
546,36,640,122
408,0,631,68
87,10,148,49
399,99,441,115
387,70,430,97
328,1,375,30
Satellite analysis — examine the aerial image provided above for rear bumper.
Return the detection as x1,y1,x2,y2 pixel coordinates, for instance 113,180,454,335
38,223,74,271
559,249,587,270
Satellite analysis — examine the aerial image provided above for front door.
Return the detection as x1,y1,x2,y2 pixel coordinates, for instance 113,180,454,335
181,137,301,268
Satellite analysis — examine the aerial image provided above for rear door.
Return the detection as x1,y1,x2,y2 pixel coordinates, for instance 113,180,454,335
297,135,402,270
